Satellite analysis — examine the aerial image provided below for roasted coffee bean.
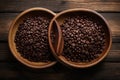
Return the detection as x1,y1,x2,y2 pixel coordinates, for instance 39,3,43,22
15,16,55,62
61,15,106,62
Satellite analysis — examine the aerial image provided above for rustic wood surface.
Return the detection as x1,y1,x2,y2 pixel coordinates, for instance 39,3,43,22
0,0,120,80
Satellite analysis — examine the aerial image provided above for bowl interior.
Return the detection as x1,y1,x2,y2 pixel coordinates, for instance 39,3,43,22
48,20,64,56
54,9,111,68
9,8,56,68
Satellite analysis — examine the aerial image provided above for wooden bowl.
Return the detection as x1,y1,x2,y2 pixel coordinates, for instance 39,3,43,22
8,7,56,68
49,8,112,68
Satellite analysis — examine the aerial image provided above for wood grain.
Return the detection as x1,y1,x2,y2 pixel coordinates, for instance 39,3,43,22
0,0,120,12
0,62,119,80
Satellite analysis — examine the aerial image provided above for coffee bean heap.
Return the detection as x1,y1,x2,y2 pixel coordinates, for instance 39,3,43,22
61,15,106,62
15,16,54,62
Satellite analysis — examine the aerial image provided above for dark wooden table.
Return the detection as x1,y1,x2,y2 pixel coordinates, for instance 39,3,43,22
0,0,120,80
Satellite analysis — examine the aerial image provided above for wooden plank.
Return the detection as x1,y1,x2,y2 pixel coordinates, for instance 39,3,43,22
0,42,120,62
0,62,119,80
0,13,120,42
0,0,120,12
0,13,17,41
105,50,120,62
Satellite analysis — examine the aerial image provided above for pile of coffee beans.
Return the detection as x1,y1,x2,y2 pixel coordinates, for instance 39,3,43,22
15,16,54,62
61,15,106,62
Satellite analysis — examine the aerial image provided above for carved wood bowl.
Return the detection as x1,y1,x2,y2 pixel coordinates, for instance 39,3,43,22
49,8,112,68
8,8,56,68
